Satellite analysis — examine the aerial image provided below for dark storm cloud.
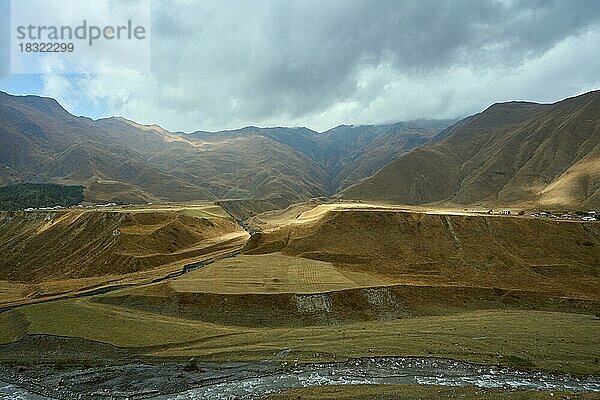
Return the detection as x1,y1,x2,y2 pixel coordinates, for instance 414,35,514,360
38,0,600,131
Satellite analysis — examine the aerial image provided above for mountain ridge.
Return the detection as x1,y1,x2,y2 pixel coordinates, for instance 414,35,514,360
0,91,448,205
341,90,600,209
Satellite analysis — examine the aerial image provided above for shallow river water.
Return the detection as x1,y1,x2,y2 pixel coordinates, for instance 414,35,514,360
1,357,599,399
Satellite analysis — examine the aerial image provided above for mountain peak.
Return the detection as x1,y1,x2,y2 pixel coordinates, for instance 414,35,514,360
102,116,171,135
0,91,68,116
484,100,540,112
343,90,600,209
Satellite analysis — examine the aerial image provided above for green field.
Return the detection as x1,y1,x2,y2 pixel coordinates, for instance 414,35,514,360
1,297,599,375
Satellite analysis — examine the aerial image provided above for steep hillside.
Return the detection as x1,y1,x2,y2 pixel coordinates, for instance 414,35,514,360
0,205,248,307
175,122,446,197
0,92,214,203
196,122,448,192
1,203,598,378
313,121,449,190
243,204,600,300
342,91,600,209
86,203,600,334
0,91,448,206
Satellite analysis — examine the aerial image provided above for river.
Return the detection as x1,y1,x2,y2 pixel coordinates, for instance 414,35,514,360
1,357,599,399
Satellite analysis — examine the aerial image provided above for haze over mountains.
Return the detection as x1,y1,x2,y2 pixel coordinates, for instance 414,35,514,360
1,90,599,209
342,90,600,210
0,91,447,205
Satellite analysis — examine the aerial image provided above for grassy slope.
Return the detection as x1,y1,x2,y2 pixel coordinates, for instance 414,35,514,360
0,298,599,375
0,203,599,378
244,204,600,300
169,253,391,294
341,91,600,210
265,385,600,399
2,93,448,205
0,205,248,307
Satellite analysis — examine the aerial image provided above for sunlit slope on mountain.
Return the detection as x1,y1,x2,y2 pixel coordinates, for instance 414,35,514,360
149,134,329,200
0,91,449,205
537,146,600,209
342,91,600,209
0,92,213,203
180,122,446,195
243,203,600,300
0,94,328,203
92,119,331,202
313,121,449,191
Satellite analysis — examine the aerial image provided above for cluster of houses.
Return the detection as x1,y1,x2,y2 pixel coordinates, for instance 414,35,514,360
487,209,515,215
531,210,597,221
24,203,117,212
25,205,64,211
486,208,597,221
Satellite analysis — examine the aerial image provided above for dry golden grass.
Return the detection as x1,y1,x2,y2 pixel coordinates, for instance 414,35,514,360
0,281,29,305
0,239,246,309
245,205,600,300
170,253,392,294
85,204,599,334
2,202,599,379
341,91,600,210
248,201,537,233
538,152,600,209
0,204,248,307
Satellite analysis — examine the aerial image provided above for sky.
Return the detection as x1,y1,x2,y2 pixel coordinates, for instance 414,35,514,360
1,0,600,132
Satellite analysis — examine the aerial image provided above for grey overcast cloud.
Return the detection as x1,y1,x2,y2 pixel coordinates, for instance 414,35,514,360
7,0,600,132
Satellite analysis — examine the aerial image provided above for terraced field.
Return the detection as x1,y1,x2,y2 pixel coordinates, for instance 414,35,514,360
0,204,248,308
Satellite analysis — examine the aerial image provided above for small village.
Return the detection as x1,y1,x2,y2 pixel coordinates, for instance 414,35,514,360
23,203,118,212
489,209,598,221
531,210,598,221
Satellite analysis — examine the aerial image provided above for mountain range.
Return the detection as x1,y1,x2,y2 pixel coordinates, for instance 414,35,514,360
342,90,600,210
0,91,447,205
1,89,599,209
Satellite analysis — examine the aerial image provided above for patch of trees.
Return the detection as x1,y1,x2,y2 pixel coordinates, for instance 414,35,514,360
0,183,83,211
